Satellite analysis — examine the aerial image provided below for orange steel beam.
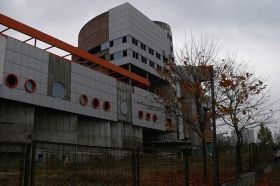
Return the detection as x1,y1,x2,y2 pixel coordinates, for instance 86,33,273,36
0,14,149,87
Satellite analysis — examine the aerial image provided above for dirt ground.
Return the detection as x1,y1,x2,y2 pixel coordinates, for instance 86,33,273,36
255,167,280,186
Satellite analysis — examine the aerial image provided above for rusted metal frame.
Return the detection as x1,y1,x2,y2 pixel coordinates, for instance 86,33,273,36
0,13,149,87
23,37,33,43
0,27,9,33
62,53,71,58
43,45,53,51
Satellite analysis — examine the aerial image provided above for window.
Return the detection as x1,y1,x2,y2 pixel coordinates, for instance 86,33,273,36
52,82,65,99
149,48,154,55
123,50,127,57
110,41,113,47
24,79,37,93
141,56,147,64
132,51,138,59
5,74,19,88
138,111,144,119
156,65,162,71
141,43,146,51
132,37,138,46
103,101,111,111
110,54,114,61
153,115,158,122
146,113,151,121
122,36,127,43
149,61,155,68
156,52,161,60
79,94,88,106
92,98,100,109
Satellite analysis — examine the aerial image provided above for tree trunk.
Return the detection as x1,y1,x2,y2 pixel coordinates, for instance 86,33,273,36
202,135,208,183
235,136,243,177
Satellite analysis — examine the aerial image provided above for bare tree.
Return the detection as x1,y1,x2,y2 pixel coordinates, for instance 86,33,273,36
216,56,276,176
160,35,219,183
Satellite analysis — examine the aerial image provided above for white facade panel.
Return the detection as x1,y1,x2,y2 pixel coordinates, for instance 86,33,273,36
109,3,170,77
132,87,165,131
0,35,7,85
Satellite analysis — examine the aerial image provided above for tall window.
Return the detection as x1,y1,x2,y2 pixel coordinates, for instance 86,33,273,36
149,48,154,55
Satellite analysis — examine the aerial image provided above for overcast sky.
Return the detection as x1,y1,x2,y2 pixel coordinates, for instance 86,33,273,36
1,0,280,134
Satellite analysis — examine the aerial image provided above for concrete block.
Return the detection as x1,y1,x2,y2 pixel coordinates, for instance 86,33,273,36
22,44,30,56
41,62,48,73
21,55,29,66
18,89,26,102
27,68,35,79
35,48,42,60
5,49,14,62
13,52,22,65
41,73,48,84
35,60,42,71
240,172,255,186
2,85,11,99
4,61,12,73
42,51,49,63
34,94,40,105
6,37,15,51
20,66,28,78
26,92,34,104
39,95,47,106
34,71,41,83
30,47,36,59
10,88,19,100
264,165,272,174
28,57,36,69
14,40,23,53
12,64,21,74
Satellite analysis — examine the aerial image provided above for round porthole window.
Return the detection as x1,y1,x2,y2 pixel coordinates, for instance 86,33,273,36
103,101,111,111
92,98,100,109
146,113,151,121
52,82,65,99
24,79,36,93
5,74,18,88
153,115,158,122
79,94,88,106
138,111,144,119
120,101,128,115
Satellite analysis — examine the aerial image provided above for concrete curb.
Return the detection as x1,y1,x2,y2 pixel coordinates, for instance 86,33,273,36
221,164,272,186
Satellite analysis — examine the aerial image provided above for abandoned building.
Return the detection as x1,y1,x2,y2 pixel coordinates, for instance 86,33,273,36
0,3,187,148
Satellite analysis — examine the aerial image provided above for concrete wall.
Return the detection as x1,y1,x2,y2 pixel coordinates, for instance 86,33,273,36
78,116,111,147
0,99,34,142
34,108,78,144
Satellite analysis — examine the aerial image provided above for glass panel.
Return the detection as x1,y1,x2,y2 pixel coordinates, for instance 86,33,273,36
52,82,65,98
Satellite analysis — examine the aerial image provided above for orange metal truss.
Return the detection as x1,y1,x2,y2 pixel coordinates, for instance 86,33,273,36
0,13,149,87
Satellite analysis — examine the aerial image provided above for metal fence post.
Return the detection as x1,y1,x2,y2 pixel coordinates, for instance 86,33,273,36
183,148,189,186
30,142,36,186
136,148,140,186
132,148,137,186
